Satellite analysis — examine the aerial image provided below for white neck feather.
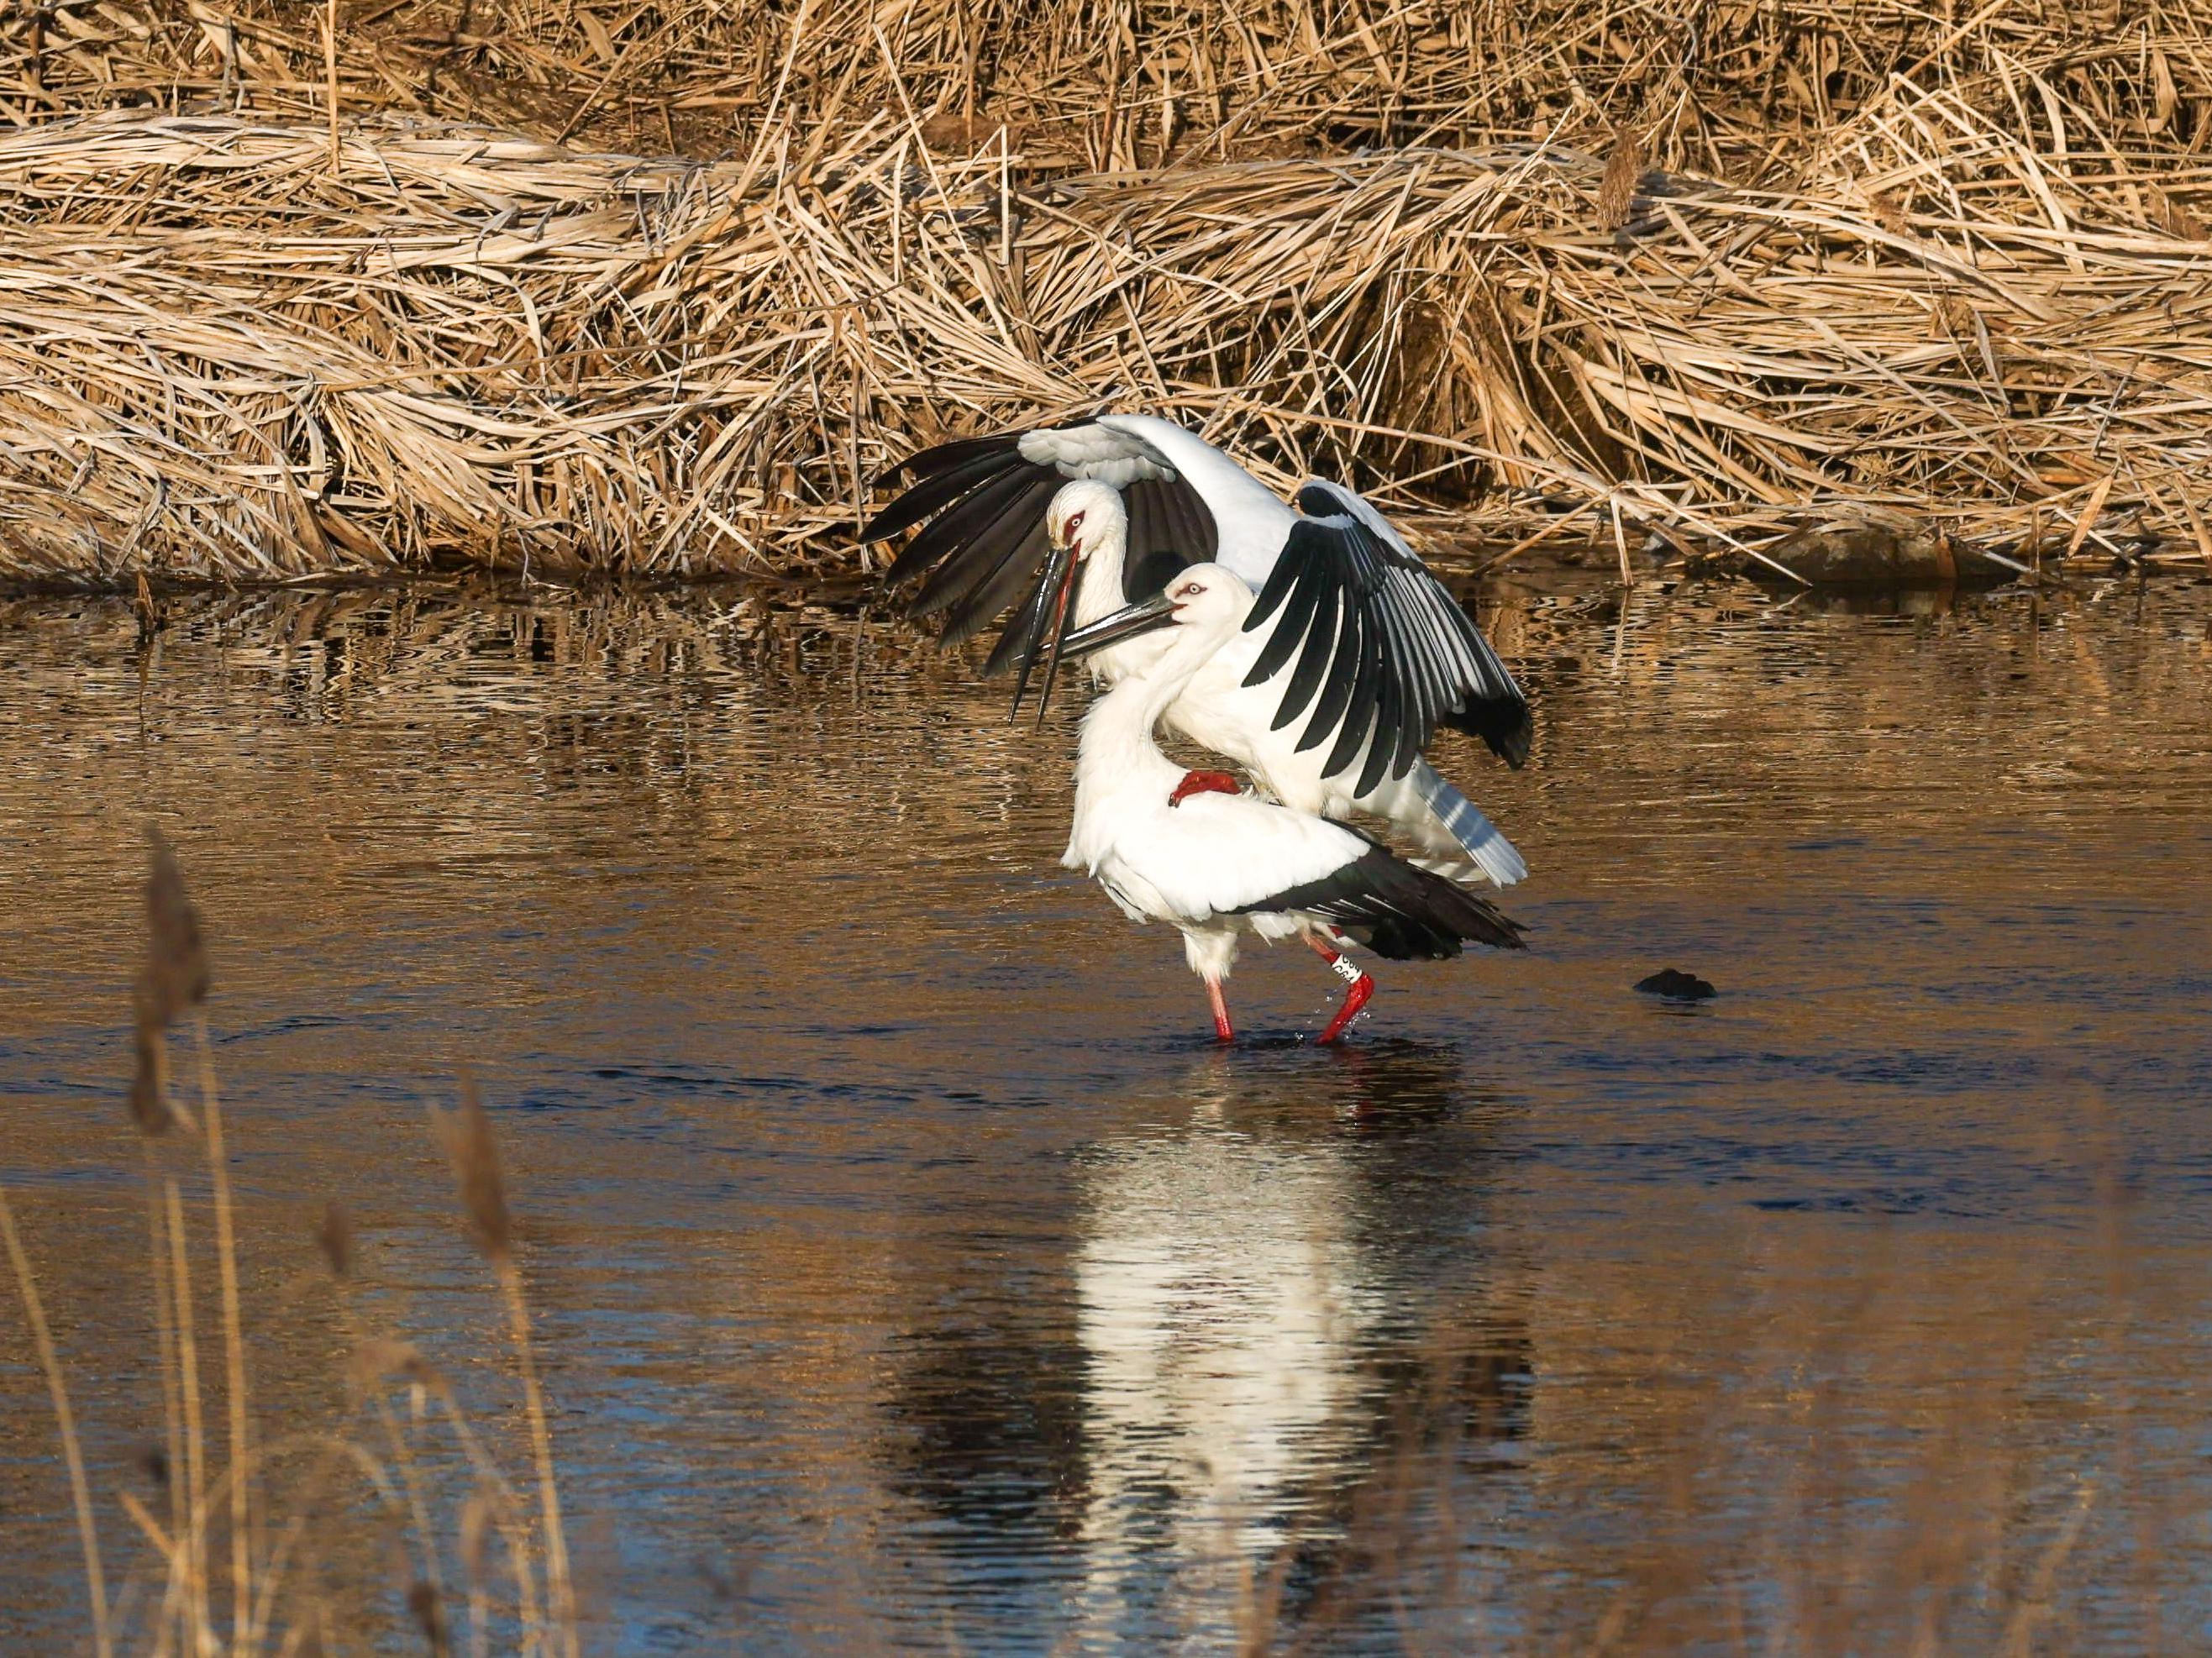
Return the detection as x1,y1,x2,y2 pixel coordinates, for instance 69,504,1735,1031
1072,506,1130,628
1071,499,1182,687
1065,622,1216,869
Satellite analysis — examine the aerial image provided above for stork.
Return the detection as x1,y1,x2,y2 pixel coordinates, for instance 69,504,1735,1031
862,413,1532,888
1064,564,1525,1043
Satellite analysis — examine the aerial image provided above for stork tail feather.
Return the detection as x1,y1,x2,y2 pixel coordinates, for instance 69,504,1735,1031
1416,769,1528,888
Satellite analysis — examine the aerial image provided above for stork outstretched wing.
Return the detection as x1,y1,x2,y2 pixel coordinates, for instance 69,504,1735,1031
864,417,1530,780
1240,480,1532,790
862,420,1215,653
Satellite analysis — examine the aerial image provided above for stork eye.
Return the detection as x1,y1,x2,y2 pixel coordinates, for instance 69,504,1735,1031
1064,511,1085,534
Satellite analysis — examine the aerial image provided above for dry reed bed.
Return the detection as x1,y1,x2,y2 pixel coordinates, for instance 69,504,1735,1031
5,92,2212,585
17,0,2212,168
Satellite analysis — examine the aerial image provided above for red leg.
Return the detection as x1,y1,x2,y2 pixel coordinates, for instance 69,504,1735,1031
1169,769,1242,807
1205,976,1234,1041
1306,934,1375,1045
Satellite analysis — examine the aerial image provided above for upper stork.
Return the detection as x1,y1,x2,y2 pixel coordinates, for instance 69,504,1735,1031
861,414,1533,886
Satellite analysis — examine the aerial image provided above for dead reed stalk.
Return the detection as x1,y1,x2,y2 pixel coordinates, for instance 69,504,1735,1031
0,1188,113,1658
7,829,575,1652
1,100,2211,587
436,1078,578,1655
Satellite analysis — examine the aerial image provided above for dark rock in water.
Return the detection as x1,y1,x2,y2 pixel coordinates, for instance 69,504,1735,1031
1636,968,1716,1000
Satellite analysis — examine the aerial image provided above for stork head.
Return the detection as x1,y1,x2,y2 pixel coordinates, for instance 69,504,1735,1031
1059,562,1251,659
1159,564,1251,640
1046,480,1124,561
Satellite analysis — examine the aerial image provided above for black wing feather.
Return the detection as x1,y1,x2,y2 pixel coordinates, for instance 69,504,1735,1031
866,422,1219,660
874,432,1018,489
1275,576,1342,731
1164,481,1219,566
1125,478,1160,577
900,471,1041,613
1243,541,1300,634
1297,601,1365,755
1355,612,1407,795
1235,842,1526,957
1241,499,1533,783
861,448,1020,543
1247,558,1326,689
1321,618,1384,779
942,501,1059,648
982,532,1063,677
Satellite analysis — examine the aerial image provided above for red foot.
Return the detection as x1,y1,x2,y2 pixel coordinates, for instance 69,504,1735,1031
1170,769,1242,808
1306,934,1374,1044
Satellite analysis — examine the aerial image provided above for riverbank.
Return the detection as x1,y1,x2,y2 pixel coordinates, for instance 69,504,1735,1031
7,6,2212,591
0,119,2206,587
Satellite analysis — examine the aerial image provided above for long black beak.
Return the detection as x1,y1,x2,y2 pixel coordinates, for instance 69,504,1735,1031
1006,538,1079,724
1028,540,1090,730
1058,592,1179,658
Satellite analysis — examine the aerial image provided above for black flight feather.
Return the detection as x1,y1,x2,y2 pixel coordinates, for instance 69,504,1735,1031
906,474,1055,619
1355,621,1407,795
1442,698,1535,768
1297,602,1364,754
1235,842,1526,957
863,448,1022,545
1275,578,1342,731
982,536,1062,677
942,501,1059,648
1321,623,1384,780
885,465,1035,592
1242,541,1300,637
1246,559,1325,689
1127,549,1190,601
873,432,1017,489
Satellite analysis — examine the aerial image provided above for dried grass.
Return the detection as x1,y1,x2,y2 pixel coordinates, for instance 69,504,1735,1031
5,3,2212,585
2,832,576,1652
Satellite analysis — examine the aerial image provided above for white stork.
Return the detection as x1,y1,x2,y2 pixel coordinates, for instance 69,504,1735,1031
1063,564,1525,1043
861,413,1532,888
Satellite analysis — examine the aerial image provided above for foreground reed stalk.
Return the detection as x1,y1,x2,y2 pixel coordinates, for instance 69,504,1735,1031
0,1188,113,1658
4,829,575,1652
440,1083,578,1655
189,1014,256,1652
140,1157,187,1653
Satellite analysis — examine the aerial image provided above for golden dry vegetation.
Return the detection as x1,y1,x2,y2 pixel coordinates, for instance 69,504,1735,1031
4,833,581,1655
3,2,2212,584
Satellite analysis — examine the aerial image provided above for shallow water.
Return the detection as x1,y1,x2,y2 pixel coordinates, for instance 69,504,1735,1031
3,570,2210,1652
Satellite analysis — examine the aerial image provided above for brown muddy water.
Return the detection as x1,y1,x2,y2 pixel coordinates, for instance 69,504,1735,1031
2,569,2210,1653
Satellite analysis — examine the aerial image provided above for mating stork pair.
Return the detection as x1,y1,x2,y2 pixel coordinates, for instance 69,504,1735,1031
864,413,1528,1043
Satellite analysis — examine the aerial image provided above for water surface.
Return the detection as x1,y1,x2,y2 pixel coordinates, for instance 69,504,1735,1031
3,571,2209,1651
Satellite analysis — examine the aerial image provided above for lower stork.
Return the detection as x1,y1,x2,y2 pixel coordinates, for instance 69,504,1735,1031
864,413,1532,887
1065,564,1526,1043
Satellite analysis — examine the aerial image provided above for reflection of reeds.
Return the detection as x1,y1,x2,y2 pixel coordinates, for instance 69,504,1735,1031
3,832,574,1652
1220,1193,2193,1654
